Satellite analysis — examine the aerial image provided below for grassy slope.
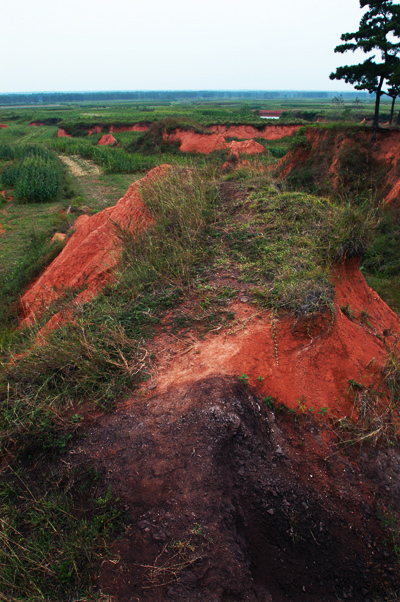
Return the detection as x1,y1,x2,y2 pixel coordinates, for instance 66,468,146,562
0,103,399,601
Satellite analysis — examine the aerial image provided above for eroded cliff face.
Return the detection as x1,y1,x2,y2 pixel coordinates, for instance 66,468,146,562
13,154,400,600
277,126,400,204
20,165,170,328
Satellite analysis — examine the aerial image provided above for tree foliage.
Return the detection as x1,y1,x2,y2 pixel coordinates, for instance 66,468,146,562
330,0,400,129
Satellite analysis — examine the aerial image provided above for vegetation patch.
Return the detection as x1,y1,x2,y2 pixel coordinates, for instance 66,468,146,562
0,460,125,602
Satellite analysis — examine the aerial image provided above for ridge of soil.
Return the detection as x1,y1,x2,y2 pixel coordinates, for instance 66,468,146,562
72,375,400,602
276,126,400,204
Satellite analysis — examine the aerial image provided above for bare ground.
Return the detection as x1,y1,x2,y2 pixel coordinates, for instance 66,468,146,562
69,376,400,602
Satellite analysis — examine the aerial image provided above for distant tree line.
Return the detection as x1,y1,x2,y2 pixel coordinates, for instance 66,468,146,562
0,90,370,106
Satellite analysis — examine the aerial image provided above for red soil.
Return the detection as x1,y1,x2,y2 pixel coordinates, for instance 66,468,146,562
226,139,266,157
30,122,44,126
20,165,171,327
88,125,103,135
0,124,7,128
277,126,400,204
98,134,117,146
109,124,149,133
0,223,4,236
165,130,267,155
57,128,71,138
144,258,400,419
165,130,227,153
209,124,301,140
50,232,67,243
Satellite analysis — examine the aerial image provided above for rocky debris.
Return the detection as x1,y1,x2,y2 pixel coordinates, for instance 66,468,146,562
74,376,399,601
20,164,171,327
98,134,117,146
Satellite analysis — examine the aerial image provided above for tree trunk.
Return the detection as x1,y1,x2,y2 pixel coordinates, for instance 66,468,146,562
390,95,396,124
372,76,384,140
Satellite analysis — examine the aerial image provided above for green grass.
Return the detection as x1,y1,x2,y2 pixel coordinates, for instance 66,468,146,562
0,104,398,600
362,205,400,314
211,173,377,315
0,462,125,602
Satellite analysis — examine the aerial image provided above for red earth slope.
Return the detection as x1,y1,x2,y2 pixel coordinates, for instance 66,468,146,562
20,165,170,327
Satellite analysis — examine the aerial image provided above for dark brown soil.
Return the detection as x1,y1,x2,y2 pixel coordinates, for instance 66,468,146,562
71,376,400,602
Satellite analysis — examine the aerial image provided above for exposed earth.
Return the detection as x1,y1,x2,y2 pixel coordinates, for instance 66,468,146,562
7,125,400,601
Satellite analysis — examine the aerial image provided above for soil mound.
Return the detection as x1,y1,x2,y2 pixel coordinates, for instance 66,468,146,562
210,124,301,140
20,165,171,327
76,376,400,601
226,139,266,157
277,126,400,203
88,125,102,135
98,134,117,146
144,258,400,418
109,124,149,133
57,128,71,138
165,130,227,153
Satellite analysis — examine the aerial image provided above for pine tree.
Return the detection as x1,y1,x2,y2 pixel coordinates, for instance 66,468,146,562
330,0,400,132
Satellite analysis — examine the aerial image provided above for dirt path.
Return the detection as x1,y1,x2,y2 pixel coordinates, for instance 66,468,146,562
59,154,101,177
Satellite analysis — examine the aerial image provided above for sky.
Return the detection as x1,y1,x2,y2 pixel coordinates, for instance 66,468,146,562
1,0,369,93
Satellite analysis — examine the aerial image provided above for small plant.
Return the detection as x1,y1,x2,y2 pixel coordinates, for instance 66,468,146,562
348,379,364,392
238,373,249,384
359,309,372,327
318,406,328,416
190,523,204,536
297,395,307,413
263,396,274,409
340,304,354,319
257,375,265,382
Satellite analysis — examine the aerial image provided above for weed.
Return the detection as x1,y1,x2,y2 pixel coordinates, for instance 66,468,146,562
257,376,265,382
348,379,364,392
263,396,274,409
238,373,249,385
341,304,355,319
0,463,125,601
378,504,400,561
359,309,372,327
297,396,307,413
318,407,328,416
190,523,204,536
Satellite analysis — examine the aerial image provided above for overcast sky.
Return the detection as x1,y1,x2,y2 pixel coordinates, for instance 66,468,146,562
1,0,368,93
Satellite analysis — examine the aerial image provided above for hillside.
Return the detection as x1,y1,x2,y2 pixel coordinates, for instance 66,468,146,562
1,118,400,601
